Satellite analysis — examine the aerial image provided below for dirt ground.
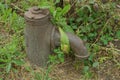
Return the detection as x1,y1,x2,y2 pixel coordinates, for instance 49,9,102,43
1,55,120,80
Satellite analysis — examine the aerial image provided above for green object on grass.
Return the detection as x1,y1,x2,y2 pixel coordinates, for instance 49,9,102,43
59,27,70,54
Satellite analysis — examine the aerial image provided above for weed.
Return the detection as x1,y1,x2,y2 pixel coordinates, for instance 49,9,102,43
0,35,25,73
48,48,64,64
0,1,25,74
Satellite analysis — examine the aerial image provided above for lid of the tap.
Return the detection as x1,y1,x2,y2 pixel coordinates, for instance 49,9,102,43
24,6,49,20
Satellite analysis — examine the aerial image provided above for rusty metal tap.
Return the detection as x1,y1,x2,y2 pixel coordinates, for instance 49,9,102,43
24,6,89,67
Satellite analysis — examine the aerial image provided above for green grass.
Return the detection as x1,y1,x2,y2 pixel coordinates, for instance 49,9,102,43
0,0,120,80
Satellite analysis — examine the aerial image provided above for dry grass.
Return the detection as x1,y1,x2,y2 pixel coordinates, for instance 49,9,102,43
0,54,119,80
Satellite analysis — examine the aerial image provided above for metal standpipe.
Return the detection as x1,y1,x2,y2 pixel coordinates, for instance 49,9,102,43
24,6,54,67
24,6,89,67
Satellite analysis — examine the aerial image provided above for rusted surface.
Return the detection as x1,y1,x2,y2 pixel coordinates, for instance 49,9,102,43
24,6,54,67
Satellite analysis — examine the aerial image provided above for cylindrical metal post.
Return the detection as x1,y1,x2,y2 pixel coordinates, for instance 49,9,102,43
24,6,54,67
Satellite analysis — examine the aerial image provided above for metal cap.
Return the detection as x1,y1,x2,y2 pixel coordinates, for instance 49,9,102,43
24,6,49,20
